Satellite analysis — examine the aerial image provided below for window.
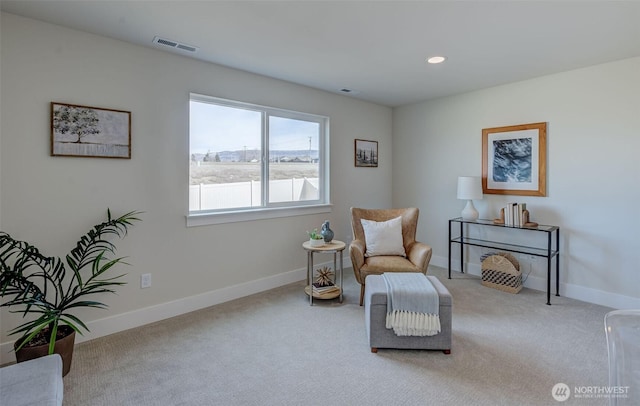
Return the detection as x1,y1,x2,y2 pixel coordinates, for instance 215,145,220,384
189,94,330,225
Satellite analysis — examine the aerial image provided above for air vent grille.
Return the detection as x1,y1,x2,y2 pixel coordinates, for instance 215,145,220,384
156,38,178,47
339,88,360,95
152,36,198,53
177,44,198,52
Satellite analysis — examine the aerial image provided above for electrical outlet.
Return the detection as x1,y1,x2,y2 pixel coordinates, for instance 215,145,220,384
140,273,152,289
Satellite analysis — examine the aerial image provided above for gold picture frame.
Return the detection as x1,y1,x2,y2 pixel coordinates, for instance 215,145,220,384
51,102,131,159
482,122,547,196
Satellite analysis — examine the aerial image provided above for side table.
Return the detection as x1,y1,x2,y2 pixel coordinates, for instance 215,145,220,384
302,240,345,305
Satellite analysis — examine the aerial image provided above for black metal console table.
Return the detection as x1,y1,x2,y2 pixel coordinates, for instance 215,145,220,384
448,217,560,305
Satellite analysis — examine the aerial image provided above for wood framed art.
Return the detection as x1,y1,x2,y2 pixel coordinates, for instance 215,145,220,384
354,139,378,167
482,122,546,196
51,102,131,158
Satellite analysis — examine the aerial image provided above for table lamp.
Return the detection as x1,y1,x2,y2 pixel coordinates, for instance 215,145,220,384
457,176,483,221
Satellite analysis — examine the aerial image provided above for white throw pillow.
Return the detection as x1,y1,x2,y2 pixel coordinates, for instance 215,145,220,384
361,216,406,257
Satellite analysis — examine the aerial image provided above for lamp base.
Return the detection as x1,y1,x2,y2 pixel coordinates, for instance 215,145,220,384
461,200,479,221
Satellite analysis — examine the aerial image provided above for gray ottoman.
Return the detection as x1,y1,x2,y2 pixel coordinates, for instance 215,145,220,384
0,354,63,406
365,274,452,353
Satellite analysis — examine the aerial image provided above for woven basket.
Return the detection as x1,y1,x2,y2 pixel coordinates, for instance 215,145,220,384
481,252,522,294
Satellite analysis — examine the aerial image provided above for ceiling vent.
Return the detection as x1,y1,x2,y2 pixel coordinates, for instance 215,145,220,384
339,88,360,95
152,36,198,53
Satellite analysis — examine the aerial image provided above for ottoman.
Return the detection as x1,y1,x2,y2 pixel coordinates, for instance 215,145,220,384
364,274,452,353
0,354,64,406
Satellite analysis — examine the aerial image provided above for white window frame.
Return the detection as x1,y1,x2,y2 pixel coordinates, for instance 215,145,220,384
187,94,331,227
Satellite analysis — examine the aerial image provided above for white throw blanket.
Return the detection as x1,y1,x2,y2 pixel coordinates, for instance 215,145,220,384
382,273,441,337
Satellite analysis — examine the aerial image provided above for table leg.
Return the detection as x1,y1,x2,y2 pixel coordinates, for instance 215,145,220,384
459,221,464,274
308,251,313,306
448,220,452,279
556,229,560,297
333,252,337,289
339,250,344,303
547,232,552,305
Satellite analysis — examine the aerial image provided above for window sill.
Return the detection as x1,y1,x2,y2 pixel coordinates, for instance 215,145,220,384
186,204,333,227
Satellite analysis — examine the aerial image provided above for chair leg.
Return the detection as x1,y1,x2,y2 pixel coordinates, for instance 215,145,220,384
359,284,365,306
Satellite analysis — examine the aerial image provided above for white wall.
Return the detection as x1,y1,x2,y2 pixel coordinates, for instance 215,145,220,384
0,12,393,362
393,57,640,309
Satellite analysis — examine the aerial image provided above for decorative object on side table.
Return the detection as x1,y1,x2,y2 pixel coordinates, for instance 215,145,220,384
311,267,340,297
307,228,325,247
457,176,483,221
320,220,334,243
314,266,334,286
0,209,141,376
493,205,538,227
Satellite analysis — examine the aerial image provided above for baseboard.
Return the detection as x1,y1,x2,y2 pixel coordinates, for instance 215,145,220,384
1,257,351,365
431,255,640,309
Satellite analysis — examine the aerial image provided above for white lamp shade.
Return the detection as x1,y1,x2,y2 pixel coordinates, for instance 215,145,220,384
457,176,483,200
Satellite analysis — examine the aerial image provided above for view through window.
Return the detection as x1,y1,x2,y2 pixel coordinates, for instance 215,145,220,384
189,94,328,214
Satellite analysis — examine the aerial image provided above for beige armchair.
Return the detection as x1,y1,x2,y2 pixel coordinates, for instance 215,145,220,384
350,207,433,306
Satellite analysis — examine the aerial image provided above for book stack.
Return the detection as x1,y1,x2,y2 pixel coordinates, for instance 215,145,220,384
502,203,527,227
312,282,341,295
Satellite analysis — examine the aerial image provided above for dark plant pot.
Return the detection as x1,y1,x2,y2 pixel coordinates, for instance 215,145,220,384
14,325,76,377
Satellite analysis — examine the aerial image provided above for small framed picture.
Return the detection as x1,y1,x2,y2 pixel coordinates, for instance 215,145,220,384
482,122,547,196
51,102,131,159
354,139,378,167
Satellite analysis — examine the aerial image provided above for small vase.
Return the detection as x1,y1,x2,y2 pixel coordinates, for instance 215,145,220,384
321,220,334,243
309,238,325,247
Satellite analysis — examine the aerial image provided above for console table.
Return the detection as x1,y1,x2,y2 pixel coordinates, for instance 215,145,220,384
448,217,560,305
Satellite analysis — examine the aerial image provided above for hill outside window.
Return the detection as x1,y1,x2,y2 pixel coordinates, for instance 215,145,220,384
188,94,330,226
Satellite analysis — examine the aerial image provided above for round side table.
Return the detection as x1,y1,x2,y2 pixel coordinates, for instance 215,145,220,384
302,240,345,305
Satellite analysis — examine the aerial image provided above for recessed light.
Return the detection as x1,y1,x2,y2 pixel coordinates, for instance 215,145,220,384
427,56,446,64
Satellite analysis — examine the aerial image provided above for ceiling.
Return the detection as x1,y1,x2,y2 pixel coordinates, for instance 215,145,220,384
2,1,640,107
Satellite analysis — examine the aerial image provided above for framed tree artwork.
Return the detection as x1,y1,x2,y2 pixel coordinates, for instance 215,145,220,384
354,139,378,167
51,102,131,158
482,122,547,196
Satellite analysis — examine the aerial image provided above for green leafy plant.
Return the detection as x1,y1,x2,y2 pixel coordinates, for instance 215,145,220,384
0,209,141,354
307,228,323,240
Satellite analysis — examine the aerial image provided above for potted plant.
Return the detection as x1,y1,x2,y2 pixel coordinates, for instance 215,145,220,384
307,228,325,247
0,209,141,376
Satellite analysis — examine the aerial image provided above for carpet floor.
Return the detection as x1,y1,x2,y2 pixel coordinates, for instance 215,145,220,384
63,266,613,405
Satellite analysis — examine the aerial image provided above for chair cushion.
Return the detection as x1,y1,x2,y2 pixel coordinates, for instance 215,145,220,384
361,216,406,257
360,256,419,278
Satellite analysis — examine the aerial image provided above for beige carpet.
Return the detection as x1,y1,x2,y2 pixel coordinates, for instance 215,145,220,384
63,266,612,405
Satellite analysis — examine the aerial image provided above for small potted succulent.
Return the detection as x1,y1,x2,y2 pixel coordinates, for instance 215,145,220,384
0,209,141,376
307,228,325,247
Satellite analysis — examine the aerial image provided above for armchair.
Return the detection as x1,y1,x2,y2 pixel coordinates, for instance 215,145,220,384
350,207,432,306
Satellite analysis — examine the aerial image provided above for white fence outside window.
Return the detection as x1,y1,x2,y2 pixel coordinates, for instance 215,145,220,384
189,178,319,211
